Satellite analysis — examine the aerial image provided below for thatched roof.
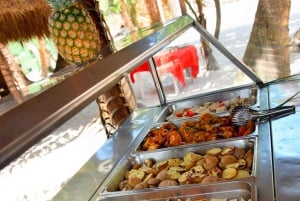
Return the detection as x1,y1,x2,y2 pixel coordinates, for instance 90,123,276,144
0,0,52,44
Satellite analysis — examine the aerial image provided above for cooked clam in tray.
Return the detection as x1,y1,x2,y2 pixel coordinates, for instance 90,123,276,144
138,113,255,151
118,146,253,191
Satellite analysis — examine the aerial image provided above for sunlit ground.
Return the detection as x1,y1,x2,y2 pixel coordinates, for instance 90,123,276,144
0,102,107,201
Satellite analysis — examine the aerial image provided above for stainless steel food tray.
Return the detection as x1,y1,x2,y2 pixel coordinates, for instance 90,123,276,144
98,136,257,196
97,180,256,201
135,116,258,152
157,85,259,122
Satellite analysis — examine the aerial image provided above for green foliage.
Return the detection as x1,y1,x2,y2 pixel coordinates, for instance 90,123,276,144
109,0,121,13
7,38,58,81
7,41,39,75
98,0,137,14
47,0,76,10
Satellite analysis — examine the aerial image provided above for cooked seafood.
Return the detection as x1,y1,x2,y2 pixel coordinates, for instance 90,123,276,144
139,113,255,151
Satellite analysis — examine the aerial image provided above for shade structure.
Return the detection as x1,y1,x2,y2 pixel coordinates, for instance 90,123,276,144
0,0,52,44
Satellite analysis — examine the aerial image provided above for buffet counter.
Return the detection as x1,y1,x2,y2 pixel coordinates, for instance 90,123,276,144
53,79,300,201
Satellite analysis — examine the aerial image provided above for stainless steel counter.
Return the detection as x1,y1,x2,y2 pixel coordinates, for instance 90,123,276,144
268,80,300,201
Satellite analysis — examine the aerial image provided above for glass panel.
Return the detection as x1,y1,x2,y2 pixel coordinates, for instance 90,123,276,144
130,27,254,107
128,61,161,107
156,27,253,102
130,0,300,107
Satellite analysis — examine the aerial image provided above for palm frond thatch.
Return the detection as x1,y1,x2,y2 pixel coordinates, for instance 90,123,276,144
0,0,52,44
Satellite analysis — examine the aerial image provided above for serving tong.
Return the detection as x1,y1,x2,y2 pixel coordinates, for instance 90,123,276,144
232,105,296,126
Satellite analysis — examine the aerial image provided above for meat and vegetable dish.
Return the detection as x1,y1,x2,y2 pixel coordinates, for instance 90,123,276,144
167,97,255,120
138,113,255,151
118,146,253,191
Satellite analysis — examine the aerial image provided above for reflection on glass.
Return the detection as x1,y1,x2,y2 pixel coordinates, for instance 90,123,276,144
129,27,253,107
114,23,163,51
0,38,60,114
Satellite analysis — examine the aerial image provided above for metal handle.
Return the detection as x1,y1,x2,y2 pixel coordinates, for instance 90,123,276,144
254,105,296,120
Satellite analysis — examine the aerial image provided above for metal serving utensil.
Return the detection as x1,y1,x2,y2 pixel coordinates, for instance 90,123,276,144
232,105,296,126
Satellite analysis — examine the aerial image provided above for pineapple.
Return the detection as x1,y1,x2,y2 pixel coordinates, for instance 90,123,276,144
48,0,102,64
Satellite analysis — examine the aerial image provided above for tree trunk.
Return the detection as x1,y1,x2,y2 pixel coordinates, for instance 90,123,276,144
179,0,187,15
37,37,50,79
214,0,221,39
242,0,291,81
85,0,137,136
186,0,220,70
119,0,137,32
145,0,161,24
78,0,114,57
0,43,25,102
0,60,9,98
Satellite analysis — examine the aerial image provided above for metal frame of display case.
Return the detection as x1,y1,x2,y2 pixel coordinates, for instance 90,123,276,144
0,15,262,169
